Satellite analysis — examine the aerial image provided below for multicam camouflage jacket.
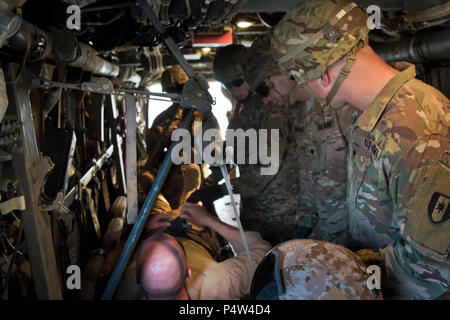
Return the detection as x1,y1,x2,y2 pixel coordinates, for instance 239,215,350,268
144,103,211,171
293,99,360,247
348,65,450,299
227,92,300,245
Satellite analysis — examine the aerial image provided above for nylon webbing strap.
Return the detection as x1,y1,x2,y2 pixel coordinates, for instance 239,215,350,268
278,2,357,65
220,165,255,275
325,53,356,104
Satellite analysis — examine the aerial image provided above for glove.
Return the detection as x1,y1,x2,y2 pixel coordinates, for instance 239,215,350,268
187,184,227,204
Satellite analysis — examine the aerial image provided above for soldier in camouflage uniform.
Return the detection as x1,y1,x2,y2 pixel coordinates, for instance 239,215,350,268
293,98,359,246
244,33,358,246
144,65,215,209
270,77,361,246
272,0,449,299
209,44,300,245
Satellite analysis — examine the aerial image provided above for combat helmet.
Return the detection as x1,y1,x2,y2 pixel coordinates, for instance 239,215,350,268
161,65,189,93
272,0,369,104
250,239,381,300
243,34,282,97
213,44,247,84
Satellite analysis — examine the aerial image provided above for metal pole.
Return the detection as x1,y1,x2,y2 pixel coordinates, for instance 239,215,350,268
124,95,138,224
104,95,127,195
64,145,114,208
8,64,62,299
101,109,194,300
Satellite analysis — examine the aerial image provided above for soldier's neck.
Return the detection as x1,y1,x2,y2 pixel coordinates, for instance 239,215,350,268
341,47,399,112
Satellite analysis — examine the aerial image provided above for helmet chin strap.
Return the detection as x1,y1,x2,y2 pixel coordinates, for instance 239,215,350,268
325,53,356,105
298,52,356,108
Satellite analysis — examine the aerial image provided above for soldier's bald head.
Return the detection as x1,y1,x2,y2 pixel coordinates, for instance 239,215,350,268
136,233,188,299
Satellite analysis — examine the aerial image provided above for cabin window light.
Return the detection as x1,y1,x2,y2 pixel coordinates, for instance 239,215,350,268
236,20,253,28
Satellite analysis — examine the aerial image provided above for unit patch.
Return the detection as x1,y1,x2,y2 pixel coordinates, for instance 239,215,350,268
428,192,450,224
405,161,450,255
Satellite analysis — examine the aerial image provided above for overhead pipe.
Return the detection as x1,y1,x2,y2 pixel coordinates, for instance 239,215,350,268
372,28,450,63
0,10,21,48
7,19,52,61
0,68,7,123
67,42,119,77
405,1,450,23
5,17,119,77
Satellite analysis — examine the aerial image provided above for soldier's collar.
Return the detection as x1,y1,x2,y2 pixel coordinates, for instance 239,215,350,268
355,65,416,132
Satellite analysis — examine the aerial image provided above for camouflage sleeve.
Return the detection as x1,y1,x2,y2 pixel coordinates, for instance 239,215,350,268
260,104,290,161
295,111,319,235
226,102,291,196
295,168,318,238
383,134,450,299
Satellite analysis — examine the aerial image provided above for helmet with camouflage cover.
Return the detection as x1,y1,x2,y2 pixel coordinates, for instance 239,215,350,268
161,65,189,93
250,239,381,300
272,0,369,92
213,44,247,84
243,33,282,94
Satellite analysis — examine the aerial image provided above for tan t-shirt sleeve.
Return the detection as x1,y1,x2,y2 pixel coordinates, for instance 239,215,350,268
202,231,272,299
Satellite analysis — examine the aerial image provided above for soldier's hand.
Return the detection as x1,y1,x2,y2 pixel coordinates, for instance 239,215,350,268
145,213,172,232
354,249,382,266
180,203,214,228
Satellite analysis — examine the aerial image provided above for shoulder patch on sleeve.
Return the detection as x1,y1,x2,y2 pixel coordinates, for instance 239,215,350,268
405,161,450,255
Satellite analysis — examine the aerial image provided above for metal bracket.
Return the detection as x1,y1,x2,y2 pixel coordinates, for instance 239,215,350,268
0,196,26,215
180,78,213,116
40,192,70,214
80,77,115,95
33,156,70,214
33,155,54,193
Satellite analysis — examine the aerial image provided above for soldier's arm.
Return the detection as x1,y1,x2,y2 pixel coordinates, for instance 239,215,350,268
221,98,289,197
294,177,318,238
383,135,450,299
239,104,290,191
294,112,320,238
261,104,290,162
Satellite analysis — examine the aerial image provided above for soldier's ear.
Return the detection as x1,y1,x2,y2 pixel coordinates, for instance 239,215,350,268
319,71,331,87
